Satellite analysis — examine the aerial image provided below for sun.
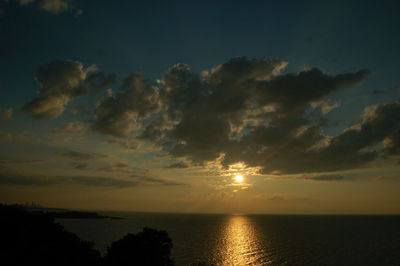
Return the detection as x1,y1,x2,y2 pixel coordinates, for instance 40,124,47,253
235,175,244,183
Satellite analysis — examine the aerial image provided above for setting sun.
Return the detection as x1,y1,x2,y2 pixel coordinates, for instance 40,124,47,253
235,175,244,183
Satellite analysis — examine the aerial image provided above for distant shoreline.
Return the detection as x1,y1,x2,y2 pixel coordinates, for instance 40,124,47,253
25,207,124,220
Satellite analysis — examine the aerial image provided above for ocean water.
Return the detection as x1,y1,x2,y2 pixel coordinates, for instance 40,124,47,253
57,213,400,265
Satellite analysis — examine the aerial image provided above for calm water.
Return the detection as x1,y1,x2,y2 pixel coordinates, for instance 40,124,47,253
57,213,400,265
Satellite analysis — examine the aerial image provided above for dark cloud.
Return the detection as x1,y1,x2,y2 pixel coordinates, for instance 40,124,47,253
104,139,139,150
129,174,187,187
0,172,138,187
86,57,378,174
304,174,344,181
98,163,133,173
115,162,129,168
72,162,88,170
0,159,44,164
62,150,107,160
98,165,132,174
255,102,400,174
253,68,369,116
65,175,138,188
356,103,400,155
173,62,367,167
139,58,373,174
165,161,189,169
91,73,160,137
23,60,115,119
0,165,183,187
0,165,134,187
141,58,289,162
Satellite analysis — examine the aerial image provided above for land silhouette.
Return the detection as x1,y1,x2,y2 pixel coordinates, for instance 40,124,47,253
0,204,174,266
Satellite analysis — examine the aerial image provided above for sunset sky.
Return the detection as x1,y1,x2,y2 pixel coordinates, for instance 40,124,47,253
0,0,399,214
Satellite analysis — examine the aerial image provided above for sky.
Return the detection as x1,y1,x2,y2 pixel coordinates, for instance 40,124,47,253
0,0,399,214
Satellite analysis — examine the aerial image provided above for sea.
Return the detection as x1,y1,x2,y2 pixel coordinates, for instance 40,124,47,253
56,212,400,265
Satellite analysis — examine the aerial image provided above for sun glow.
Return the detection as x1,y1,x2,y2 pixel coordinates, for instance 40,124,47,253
235,175,244,183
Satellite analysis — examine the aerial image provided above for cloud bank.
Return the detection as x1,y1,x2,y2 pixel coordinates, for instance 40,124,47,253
24,57,400,175
0,165,185,187
91,57,376,174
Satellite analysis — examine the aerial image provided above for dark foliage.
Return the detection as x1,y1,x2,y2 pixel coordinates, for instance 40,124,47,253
0,205,174,266
0,204,101,266
103,227,174,266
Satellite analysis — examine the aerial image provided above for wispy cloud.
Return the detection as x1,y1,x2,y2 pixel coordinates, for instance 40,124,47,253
62,150,107,160
165,161,189,169
0,165,164,188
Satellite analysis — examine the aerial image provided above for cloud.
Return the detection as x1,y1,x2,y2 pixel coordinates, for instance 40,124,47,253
310,100,340,115
98,162,133,173
0,108,12,120
62,150,107,160
97,165,186,186
104,139,139,150
0,172,139,187
0,165,135,187
253,102,400,174
37,0,72,14
23,60,115,119
72,162,88,170
0,159,44,164
0,165,184,187
129,174,187,187
91,73,160,137
53,121,88,134
96,164,184,186
341,103,400,149
165,161,189,169
0,171,55,186
79,56,384,174
128,57,371,174
115,162,129,168
16,0,82,15
303,174,344,181
65,175,138,187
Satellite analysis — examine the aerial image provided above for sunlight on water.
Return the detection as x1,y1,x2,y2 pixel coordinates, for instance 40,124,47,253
217,215,271,265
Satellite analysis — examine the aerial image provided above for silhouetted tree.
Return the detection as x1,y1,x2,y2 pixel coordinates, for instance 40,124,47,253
0,204,101,266
0,204,176,266
103,227,174,266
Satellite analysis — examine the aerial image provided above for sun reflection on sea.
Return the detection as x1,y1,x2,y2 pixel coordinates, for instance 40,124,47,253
214,215,271,265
